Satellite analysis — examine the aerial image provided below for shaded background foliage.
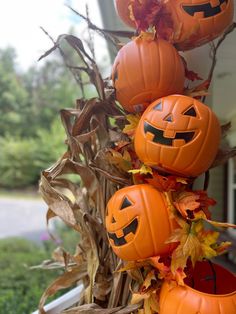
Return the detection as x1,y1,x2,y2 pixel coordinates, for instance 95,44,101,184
0,224,79,314
0,237,58,314
0,29,99,312
0,46,89,188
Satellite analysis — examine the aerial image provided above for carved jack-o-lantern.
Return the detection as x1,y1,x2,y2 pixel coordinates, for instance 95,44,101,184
114,0,234,50
166,0,234,50
105,184,177,261
160,261,236,314
134,95,221,177
111,38,185,113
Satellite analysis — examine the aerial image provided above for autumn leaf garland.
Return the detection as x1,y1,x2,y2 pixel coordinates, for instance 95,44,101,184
105,112,236,313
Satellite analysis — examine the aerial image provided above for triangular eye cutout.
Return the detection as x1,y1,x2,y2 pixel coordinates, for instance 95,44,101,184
183,106,197,117
112,216,116,223
153,102,162,111
120,197,132,210
164,114,173,122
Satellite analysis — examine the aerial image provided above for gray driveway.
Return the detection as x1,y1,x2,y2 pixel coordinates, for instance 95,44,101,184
0,197,48,241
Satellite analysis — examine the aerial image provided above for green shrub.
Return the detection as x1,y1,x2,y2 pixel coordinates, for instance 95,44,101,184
0,118,66,189
0,136,39,188
0,237,62,314
35,118,66,171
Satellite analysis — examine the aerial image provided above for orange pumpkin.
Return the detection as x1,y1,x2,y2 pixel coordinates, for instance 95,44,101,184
134,95,221,177
114,0,135,28
111,38,185,113
160,261,236,314
105,184,178,261
166,0,234,50
114,0,234,50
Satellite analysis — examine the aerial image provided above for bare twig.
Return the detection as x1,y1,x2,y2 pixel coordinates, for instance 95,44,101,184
66,4,134,49
85,4,95,60
39,27,86,97
202,22,236,102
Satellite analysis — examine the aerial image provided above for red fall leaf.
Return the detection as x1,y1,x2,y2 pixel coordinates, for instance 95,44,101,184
146,171,188,192
129,0,174,41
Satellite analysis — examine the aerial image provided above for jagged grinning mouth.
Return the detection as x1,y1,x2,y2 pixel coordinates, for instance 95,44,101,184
144,121,195,146
108,218,138,246
182,0,228,18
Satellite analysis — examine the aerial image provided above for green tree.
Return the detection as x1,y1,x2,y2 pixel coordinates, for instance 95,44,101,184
0,47,83,138
0,47,28,136
22,57,81,136
0,45,94,188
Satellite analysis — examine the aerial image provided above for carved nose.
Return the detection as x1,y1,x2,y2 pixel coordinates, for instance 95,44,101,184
112,216,116,223
164,114,173,122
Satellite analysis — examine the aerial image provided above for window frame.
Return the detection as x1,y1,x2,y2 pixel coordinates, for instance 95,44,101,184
227,158,236,238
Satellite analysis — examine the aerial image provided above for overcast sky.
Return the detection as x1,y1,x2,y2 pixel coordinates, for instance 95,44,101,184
0,0,105,70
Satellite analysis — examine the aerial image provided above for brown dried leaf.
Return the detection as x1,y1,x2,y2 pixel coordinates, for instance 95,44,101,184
89,162,131,186
38,13,135,312
93,274,111,301
63,303,141,314
173,192,200,218
63,303,100,314
50,200,79,230
52,247,72,270
221,122,231,137
75,125,99,144
38,44,58,61
211,147,236,168
38,266,87,313
108,261,125,308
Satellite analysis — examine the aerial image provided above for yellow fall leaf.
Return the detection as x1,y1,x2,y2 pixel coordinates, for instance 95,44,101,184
136,30,156,42
166,217,190,244
108,149,132,172
170,231,202,273
123,149,131,161
215,241,231,254
133,290,159,314
144,297,155,314
149,292,160,313
201,231,219,247
129,164,153,175
200,243,217,259
123,114,141,137
174,268,187,286
130,264,161,314
192,219,204,233
131,292,148,305
142,270,156,291
176,178,188,184
164,191,179,218
118,260,149,273
169,220,221,274
192,210,207,220
188,90,209,98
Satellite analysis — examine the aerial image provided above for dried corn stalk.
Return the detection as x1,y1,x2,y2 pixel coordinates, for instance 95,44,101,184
37,28,142,313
